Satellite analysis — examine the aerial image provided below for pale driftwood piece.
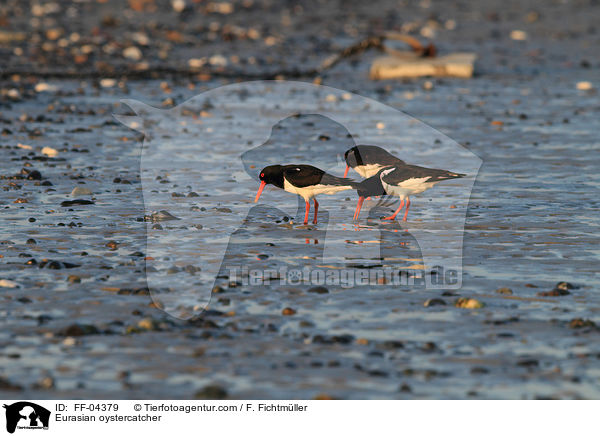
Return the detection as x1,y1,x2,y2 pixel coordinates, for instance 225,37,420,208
370,52,477,79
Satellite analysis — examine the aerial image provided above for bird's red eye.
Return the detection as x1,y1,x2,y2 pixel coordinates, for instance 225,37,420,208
260,173,264,178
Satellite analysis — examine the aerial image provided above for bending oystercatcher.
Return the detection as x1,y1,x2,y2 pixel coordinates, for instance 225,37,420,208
353,164,465,221
343,145,406,178
255,164,357,225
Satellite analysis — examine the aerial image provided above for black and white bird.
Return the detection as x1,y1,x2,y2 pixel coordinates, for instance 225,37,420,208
344,145,406,178
353,164,466,221
255,164,357,225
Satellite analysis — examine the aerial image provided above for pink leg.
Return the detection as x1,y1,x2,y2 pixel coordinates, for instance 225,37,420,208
403,198,411,221
313,198,319,224
304,200,310,225
383,199,405,220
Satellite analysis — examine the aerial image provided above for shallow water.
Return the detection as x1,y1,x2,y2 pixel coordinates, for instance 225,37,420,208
1,68,599,399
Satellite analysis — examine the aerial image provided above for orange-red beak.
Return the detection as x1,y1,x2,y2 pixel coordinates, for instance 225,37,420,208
254,181,266,202
343,164,350,178
353,196,365,220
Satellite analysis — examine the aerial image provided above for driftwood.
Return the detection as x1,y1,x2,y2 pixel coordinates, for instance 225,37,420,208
369,32,476,79
370,52,477,79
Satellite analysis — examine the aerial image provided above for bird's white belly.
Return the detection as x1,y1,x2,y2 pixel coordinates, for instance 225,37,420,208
284,180,352,201
383,177,437,198
356,164,385,178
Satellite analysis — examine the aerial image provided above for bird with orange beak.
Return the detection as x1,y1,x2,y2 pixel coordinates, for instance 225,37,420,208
255,164,357,225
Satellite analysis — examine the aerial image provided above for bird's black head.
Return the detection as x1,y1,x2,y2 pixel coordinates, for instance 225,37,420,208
355,173,386,198
344,146,362,169
258,165,284,189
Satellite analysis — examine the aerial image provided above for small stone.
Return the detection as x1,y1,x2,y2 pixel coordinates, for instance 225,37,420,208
137,318,159,330
424,298,446,307
71,187,92,196
455,298,484,309
537,288,570,297
517,358,538,367
59,324,99,336
60,199,94,207
41,146,58,157
36,376,55,390
308,286,328,294
26,170,42,180
67,275,81,284
0,279,18,288
63,337,77,346
100,78,116,88
576,81,593,91
510,30,528,40
555,282,576,291
149,210,180,222
496,287,513,295
282,307,296,316
399,383,412,393
568,318,596,329
195,385,227,399
123,46,143,61
26,238,36,244
105,241,119,250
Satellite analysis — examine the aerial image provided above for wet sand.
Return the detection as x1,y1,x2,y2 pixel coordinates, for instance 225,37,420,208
1,0,599,399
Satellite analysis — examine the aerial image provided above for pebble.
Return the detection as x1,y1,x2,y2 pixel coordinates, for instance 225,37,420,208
510,30,528,40
495,287,513,295
123,46,143,61
62,337,77,346
35,376,55,390
195,385,227,399
59,324,99,336
61,199,94,207
0,279,18,288
41,146,58,157
307,286,328,294
568,318,596,329
424,298,446,307
537,282,574,297
576,81,593,91
67,275,81,284
148,210,180,222
100,78,116,88
71,187,92,196
137,318,160,331
106,241,119,250
35,83,58,93
455,298,484,309
26,170,42,180
282,307,296,315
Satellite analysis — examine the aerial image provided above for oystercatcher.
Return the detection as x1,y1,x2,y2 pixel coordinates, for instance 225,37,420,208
255,164,357,225
343,145,406,178
353,164,465,221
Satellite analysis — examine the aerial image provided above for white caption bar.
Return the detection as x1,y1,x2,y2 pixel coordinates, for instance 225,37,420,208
1,400,597,435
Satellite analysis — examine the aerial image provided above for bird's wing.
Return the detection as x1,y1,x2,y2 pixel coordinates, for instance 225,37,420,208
381,165,464,184
283,165,325,188
354,145,406,166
